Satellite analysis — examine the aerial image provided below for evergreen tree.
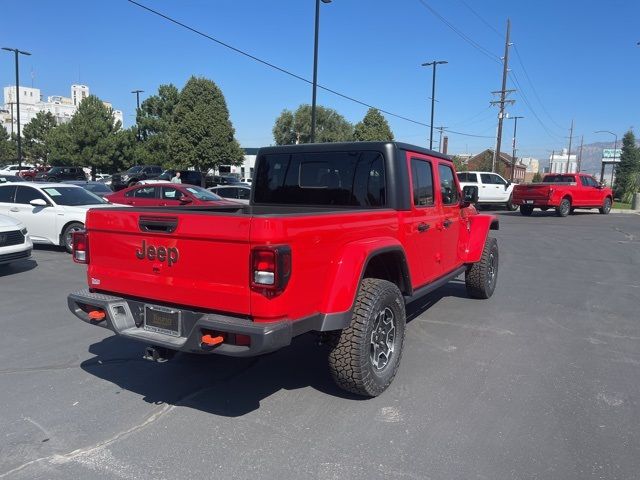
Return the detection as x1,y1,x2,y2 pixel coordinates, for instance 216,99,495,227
273,104,353,145
614,130,640,203
136,84,180,166
167,77,244,180
0,125,16,164
353,108,394,142
532,172,543,182
23,111,58,165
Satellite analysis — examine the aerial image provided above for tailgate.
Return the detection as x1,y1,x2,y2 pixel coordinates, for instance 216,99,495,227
85,209,251,315
514,184,551,200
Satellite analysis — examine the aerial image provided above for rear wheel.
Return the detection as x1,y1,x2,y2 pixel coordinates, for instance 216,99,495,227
328,278,406,397
465,237,499,299
48,177,57,182
555,198,571,217
599,197,612,214
62,222,84,253
506,195,519,211
520,205,533,216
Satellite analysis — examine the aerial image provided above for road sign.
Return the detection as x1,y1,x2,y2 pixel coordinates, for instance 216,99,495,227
602,149,622,162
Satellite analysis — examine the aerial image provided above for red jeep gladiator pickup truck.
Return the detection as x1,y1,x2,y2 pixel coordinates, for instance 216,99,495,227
512,173,613,217
68,142,499,397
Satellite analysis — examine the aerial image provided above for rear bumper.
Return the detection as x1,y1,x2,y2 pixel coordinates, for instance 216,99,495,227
513,198,556,207
68,289,294,357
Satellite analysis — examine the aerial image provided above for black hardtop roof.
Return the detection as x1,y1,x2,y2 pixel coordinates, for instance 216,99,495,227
257,141,452,162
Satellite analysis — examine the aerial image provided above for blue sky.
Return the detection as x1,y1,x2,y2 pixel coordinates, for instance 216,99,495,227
2,0,638,158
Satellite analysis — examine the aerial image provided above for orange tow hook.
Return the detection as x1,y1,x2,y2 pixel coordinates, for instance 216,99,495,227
201,334,224,347
88,310,106,321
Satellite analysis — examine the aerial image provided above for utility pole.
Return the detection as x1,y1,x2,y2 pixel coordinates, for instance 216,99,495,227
508,116,523,181
422,60,448,150
2,47,32,169
8,102,14,136
577,135,584,172
491,19,513,172
550,150,555,173
566,120,574,174
131,89,144,141
437,126,447,153
310,0,332,143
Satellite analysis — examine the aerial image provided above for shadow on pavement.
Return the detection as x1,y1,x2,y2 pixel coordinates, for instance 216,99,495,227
0,258,38,277
80,281,468,417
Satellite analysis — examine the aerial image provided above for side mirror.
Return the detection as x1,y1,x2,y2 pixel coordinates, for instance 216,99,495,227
30,198,48,207
179,197,193,205
462,185,478,207
597,183,605,189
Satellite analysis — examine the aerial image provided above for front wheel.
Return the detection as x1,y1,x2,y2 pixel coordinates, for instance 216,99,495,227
555,198,571,217
599,197,612,214
506,195,519,211
520,205,533,216
62,222,84,253
465,236,499,299
328,278,406,397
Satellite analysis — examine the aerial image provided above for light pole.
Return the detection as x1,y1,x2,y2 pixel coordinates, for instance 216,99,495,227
508,116,524,182
131,89,144,141
2,47,32,169
421,60,448,150
310,0,332,143
594,130,617,184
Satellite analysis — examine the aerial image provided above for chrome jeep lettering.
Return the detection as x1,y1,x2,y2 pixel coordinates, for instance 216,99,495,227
136,240,179,266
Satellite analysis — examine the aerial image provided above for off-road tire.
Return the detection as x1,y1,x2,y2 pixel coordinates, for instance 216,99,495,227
465,236,499,299
599,197,612,214
556,198,571,217
506,195,519,211
62,222,84,253
328,278,406,397
520,205,533,216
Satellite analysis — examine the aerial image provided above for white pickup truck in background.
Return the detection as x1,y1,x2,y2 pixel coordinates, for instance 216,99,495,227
457,171,518,211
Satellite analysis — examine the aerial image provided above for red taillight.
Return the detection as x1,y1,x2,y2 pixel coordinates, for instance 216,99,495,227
250,246,291,296
72,230,89,264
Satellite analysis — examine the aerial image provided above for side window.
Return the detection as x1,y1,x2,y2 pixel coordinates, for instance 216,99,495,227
467,173,478,182
491,174,507,185
15,186,48,204
480,173,494,184
162,187,181,200
0,185,17,203
238,188,250,200
226,188,239,199
410,158,434,207
587,177,598,187
438,164,459,205
580,176,590,187
133,186,156,198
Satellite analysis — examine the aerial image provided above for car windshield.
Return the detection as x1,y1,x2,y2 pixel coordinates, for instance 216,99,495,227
84,183,112,193
185,186,223,201
126,166,143,174
42,187,107,206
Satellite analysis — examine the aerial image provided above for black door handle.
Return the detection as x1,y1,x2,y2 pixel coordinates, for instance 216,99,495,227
418,223,430,232
443,219,453,228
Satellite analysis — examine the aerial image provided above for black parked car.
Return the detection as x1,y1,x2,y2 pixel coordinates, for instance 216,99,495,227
209,175,248,187
152,169,209,187
111,165,162,190
62,180,113,198
34,166,86,182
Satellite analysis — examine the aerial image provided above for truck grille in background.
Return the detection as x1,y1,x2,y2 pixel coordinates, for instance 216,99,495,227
0,230,25,247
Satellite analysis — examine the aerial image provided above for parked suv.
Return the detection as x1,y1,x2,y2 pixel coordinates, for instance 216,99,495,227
111,165,163,191
138,169,208,187
35,166,86,182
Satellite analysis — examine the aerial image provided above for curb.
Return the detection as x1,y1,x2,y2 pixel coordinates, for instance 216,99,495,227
612,209,640,215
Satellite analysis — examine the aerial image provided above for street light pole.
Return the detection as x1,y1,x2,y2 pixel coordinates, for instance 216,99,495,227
310,0,332,143
131,89,144,141
2,47,32,169
594,130,617,184
422,60,448,150
508,116,524,182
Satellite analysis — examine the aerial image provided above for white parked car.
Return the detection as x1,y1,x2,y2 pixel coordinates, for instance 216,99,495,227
457,171,518,211
0,214,32,266
0,164,32,176
208,185,251,204
0,182,112,253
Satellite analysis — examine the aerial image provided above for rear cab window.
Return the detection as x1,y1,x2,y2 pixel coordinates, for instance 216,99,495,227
254,151,386,207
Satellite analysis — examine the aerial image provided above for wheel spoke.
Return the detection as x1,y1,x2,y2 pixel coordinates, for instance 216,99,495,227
370,307,396,370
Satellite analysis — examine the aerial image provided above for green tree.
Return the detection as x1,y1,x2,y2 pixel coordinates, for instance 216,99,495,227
167,77,244,181
452,155,468,172
48,95,124,178
23,111,58,165
0,125,16,164
353,108,394,142
136,84,180,166
273,104,353,144
614,130,640,202
532,172,543,182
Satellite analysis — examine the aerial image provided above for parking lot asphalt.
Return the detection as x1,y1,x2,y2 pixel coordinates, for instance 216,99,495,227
1,211,639,480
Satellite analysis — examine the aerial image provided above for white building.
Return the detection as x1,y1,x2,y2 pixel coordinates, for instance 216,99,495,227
549,149,577,174
519,157,540,173
217,148,258,180
1,84,123,132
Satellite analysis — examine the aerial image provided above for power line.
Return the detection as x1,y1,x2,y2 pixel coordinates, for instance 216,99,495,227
416,0,501,64
512,45,565,130
457,0,502,38
128,0,492,139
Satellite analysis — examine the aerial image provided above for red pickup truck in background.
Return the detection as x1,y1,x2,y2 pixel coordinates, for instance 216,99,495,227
513,173,613,217
68,142,500,397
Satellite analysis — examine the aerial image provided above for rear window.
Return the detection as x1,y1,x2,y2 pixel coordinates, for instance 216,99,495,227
543,175,576,183
457,172,477,183
254,151,386,207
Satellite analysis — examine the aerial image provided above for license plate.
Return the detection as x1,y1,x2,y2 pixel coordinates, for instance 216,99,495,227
524,200,534,204
144,305,181,337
